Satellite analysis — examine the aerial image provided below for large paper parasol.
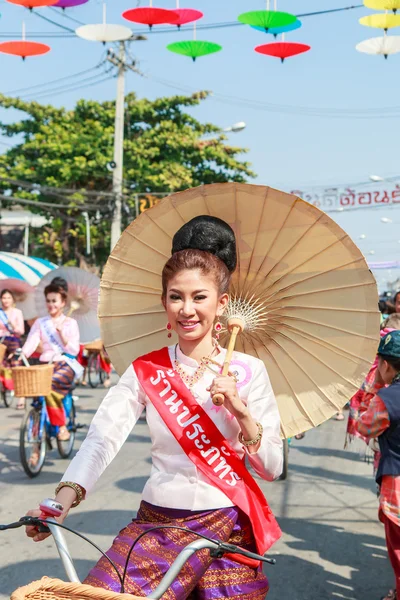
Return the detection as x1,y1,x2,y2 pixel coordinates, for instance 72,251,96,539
36,267,100,343
99,183,379,438
0,279,36,320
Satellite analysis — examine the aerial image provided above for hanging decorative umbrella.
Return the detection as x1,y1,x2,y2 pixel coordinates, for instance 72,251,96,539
99,182,379,439
6,0,58,7
0,279,37,320
0,23,50,59
356,33,400,57
167,40,222,61
364,0,400,13
167,20,221,61
76,3,132,43
255,41,311,62
170,8,204,28
252,19,302,37
122,2,179,30
359,13,400,30
35,267,101,344
238,10,297,32
53,0,89,8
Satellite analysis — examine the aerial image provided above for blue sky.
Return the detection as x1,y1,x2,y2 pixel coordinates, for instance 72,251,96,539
0,0,399,290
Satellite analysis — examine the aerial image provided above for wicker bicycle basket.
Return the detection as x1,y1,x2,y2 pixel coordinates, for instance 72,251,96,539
11,364,54,397
11,578,142,600
0,342,7,364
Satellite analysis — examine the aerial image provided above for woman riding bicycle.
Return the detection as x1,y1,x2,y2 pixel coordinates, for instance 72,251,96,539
25,217,283,599
0,289,25,397
19,281,80,444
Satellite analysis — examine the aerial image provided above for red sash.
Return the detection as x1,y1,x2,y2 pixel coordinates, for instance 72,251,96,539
133,347,282,562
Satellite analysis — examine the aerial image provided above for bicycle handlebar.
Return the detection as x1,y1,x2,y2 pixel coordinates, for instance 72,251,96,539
1,517,275,599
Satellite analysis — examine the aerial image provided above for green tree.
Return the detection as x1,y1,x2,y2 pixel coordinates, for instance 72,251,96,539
0,91,254,266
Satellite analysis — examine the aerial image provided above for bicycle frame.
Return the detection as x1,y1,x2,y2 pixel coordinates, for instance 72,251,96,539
29,394,74,440
28,398,49,443
45,521,247,600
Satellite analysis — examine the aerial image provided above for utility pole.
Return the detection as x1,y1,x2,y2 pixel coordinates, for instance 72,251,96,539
108,36,145,251
110,41,126,251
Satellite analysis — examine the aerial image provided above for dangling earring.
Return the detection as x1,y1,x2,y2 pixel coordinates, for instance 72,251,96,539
214,319,223,341
166,322,172,338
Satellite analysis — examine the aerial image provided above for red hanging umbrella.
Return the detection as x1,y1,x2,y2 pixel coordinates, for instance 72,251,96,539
123,6,179,29
170,8,203,27
0,22,50,59
0,40,50,59
255,41,310,62
6,0,58,8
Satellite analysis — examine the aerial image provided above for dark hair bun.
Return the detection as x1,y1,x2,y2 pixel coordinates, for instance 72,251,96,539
51,276,68,293
172,216,237,273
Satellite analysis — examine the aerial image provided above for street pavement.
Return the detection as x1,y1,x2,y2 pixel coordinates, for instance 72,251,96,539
0,383,392,600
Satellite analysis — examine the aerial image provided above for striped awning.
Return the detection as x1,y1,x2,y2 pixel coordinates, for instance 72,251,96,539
0,252,57,286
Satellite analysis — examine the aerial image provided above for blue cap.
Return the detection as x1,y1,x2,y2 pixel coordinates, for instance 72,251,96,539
378,330,400,360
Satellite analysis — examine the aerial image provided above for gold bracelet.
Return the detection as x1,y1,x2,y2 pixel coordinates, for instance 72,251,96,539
55,481,84,508
238,422,263,447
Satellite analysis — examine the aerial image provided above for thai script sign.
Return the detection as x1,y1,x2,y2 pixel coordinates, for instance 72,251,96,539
291,182,400,211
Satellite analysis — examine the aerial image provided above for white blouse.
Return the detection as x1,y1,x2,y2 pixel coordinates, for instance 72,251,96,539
62,345,283,510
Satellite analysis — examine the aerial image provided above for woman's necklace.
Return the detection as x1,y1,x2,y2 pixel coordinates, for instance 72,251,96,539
173,344,217,388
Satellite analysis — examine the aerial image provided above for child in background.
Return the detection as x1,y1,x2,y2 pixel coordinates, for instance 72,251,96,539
358,330,400,600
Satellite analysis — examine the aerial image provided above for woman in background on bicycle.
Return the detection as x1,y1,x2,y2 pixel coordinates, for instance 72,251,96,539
0,289,25,402
20,281,80,443
26,217,283,600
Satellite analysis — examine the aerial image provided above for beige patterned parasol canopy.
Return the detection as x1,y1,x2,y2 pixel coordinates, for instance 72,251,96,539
99,183,380,438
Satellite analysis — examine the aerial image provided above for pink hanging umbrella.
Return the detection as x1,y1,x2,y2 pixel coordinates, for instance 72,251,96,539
171,8,203,28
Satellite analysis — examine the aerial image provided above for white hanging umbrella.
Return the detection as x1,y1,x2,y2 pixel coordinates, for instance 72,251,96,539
76,3,132,43
356,34,400,57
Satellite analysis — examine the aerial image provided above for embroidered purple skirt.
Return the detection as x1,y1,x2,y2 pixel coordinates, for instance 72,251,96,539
84,501,270,600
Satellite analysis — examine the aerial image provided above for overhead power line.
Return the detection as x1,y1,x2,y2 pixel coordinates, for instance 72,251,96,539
31,9,76,33
48,6,86,26
20,70,114,101
4,63,104,96
0,176,129,199
0,193,108,212
147,75,400,120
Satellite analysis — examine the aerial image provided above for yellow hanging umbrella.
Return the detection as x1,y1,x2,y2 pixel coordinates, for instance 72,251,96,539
99,183,379,439
364,0,400,13
359,12,400,29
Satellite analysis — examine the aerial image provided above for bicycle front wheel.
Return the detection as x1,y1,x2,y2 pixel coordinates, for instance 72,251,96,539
88,353,101,388
2,387,13,408
20,406,46,478
57,399,76,459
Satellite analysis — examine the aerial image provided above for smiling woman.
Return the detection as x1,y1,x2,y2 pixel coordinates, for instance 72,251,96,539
24,214,283,600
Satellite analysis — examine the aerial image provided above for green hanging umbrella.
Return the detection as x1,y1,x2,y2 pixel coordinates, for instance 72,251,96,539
238,10,296,32
167,40,222,61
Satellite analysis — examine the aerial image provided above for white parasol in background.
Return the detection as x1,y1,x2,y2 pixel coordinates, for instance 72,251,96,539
35,267,100,343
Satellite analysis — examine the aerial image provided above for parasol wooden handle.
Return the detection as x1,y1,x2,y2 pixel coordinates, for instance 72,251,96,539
212,320,243,406
66,300,80,318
